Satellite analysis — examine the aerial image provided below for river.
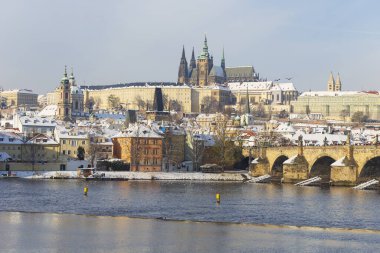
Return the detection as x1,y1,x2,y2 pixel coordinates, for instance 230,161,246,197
0,179,379,252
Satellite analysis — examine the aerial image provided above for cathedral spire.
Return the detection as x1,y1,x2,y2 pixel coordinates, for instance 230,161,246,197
190,47,196,69
64,65,68,78
221,47,226,70
177,46,189,84
181,45,186,59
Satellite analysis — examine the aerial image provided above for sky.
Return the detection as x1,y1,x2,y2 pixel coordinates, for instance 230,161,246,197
1,0,380,94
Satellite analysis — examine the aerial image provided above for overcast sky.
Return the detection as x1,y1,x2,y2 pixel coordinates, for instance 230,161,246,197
1,0,380,94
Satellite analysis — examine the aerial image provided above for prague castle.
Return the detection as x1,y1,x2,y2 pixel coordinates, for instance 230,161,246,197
46,36,297,115
178,36,259,86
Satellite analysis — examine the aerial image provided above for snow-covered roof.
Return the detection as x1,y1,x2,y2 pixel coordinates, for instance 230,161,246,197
0,131,24,144
19,116,56,127
274,83,296,91
209,66,225,77
283,155,298,165
228,81,273,91
0,152,11,161
300,91,364,97
38,105,57,117
1,89,36,94
113,124,163,139
26,134,58,145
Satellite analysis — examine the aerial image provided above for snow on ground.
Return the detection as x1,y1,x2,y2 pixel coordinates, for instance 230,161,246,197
18,171,250,181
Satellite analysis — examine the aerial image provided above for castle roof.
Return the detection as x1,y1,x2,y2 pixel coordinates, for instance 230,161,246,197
209,66,224,77
225,66,255,78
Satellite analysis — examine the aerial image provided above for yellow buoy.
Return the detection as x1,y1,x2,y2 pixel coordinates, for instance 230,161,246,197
84,187,88,195
216,193,220,204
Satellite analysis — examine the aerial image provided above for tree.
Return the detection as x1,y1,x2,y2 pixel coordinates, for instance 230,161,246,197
135,95,146,111
85,97,94,112
94,97,102,110
77,146,85,160
201,96,220,114
88,144,98,168
108,94,120,109
340,109,350,121
169,99,182,112
351,111,368,123
210,116,243,170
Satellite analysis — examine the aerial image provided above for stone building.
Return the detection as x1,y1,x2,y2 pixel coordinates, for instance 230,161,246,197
0,89,38,108
112,124,163,172
291,91,380,121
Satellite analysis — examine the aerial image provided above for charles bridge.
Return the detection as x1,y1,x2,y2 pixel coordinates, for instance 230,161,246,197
245,136,380,186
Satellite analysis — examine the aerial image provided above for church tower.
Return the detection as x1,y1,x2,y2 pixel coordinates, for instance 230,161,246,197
197,35,211,86
189,47,196,73
221,48,226,80
335,73,342,91
177,46,189,84
57,66,72,121
327,72,335,91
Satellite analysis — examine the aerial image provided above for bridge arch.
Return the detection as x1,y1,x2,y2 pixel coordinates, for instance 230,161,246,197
309,156,336,181
271,155,289,178
359,156,380,181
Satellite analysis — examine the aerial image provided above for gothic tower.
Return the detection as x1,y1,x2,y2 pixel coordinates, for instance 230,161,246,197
177,46,189,84
221,48,226,79
197,35,211,86
189,47,196,73
327,72,335,91
57,66,72,121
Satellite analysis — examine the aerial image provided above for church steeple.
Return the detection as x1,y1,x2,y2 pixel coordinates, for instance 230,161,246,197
69,67,76,86
335,72,342,91
327,72,335,91
177,46,189,84
189,47,196,69
200,34,209,58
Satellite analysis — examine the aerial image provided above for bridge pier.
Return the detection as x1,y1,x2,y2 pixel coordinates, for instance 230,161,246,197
249,157,269,177
282,155,309,183
249,147,269,177
330,156,357,186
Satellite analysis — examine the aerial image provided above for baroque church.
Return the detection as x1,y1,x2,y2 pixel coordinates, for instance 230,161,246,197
178,36,259,86
56,67,84,121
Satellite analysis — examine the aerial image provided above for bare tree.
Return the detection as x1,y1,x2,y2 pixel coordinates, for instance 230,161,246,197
210,116,243,170
169,99,182,112
135,96,146,111
107,94,121,109
189,134,205,172
201,96,220,114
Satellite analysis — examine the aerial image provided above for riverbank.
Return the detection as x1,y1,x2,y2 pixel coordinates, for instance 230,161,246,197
2,170,250,181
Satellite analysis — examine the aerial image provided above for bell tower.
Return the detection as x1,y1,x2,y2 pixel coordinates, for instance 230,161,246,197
197,35,211,86
57,66,72,121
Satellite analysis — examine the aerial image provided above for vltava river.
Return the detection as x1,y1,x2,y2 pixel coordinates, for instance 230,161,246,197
1,179,380,252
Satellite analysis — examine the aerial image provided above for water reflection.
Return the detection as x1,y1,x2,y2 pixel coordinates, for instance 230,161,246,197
1,212,379,253
1,180,380,230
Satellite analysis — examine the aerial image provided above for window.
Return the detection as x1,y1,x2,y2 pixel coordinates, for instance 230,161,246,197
71,140,76,146
62,140,66,144
144,148,148,155
82,140,86,145
62,150,66,155
68,150,71,155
